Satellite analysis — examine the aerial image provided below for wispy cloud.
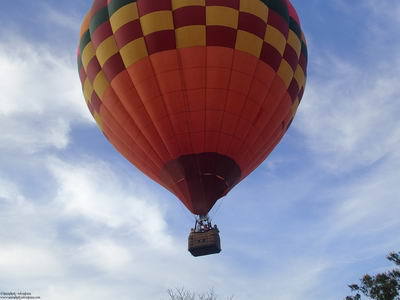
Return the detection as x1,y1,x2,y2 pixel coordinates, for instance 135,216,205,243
295,37,400,173
43,5,83,32
328,151,400,236
291,0,400,251
47,156,174,250
0,33,92,153
364,0,400,23
0,244,63,278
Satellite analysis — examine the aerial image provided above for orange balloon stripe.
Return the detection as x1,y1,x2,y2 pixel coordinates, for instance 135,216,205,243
237,99,290,168
78,10,177,176
246,106,294,176
84,40,178,167
224,55,275,148
96,85,170,172
216,53,257,157
252,111,292,171
98,97,164,169
249,95,292,156
125,56,184,160
243,124,285,177
111,71,181,159
115,66,175,163
232,79,285,166
101,122,162,181
84,46,298,204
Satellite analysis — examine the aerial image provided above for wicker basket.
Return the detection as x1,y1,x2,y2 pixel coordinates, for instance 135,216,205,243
188,228,221,257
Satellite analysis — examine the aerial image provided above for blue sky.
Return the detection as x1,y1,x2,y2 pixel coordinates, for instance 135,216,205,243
0,1,399,299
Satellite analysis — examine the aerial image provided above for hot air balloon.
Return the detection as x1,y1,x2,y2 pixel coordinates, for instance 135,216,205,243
78,0,307,256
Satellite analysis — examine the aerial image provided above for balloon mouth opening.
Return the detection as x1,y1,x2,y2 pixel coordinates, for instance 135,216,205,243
160,152,242,215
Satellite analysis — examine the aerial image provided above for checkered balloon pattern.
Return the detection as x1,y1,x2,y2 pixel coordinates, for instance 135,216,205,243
78,0,307,215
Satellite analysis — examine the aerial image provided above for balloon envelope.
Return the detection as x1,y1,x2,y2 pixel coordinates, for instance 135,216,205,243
78,0,308,215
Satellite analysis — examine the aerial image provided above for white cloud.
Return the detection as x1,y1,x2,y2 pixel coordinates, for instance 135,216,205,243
47,157,174,251
0,178,64,280
296,0,400,173
291,0,400,260
0,33,92,153
41,285,122,300
296,47,400,173
0,155,192,298
332,0,400,23
364,0,400,23
294,50,400,257
278,2,400,287
0,23,204,294
263,259,330,300
0,176,53,240
75,238,133,273
329,151,400,235
0,244,63,278
0,177,24,203
43,6,83,32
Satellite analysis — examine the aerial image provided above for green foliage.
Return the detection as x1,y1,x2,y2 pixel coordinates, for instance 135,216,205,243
167,288,233,300
345,252,400,300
